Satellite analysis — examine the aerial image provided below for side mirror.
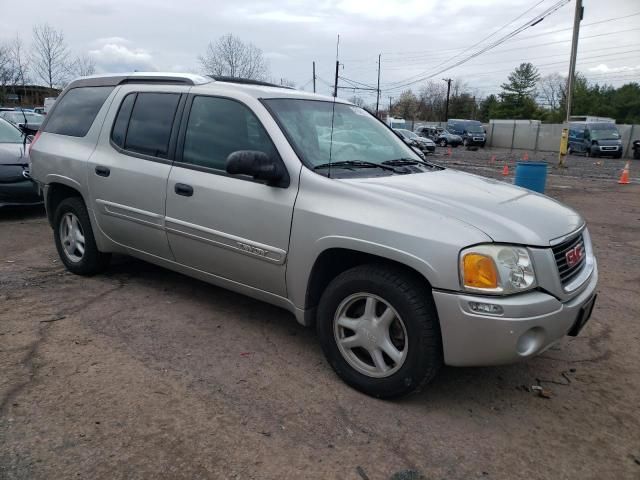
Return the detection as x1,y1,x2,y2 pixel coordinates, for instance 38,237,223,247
226,150,289,187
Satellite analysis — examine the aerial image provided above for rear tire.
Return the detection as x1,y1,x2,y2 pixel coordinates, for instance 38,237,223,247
316,264,442,398
438,139,447,147
53,197,110,275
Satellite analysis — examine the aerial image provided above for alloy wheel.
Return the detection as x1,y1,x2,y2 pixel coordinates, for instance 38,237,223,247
333,293,408,378
59,212,85,263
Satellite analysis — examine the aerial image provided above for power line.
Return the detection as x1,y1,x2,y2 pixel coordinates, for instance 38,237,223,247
382,0,570,90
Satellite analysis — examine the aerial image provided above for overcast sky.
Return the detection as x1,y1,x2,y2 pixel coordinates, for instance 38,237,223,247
1,0,638,104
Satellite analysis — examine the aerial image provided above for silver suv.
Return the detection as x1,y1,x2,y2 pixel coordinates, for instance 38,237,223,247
30,73,598,398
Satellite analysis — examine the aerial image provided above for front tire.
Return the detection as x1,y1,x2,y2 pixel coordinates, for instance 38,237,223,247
53,197,110,275
316,264,442,398
438,139,447,147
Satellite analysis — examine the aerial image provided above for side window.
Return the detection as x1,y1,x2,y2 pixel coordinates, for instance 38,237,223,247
43,86,114,137
182,96,278,171
110,93,136,148
124,92,180,158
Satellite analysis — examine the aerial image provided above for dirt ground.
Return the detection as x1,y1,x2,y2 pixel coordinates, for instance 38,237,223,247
1,149,639,480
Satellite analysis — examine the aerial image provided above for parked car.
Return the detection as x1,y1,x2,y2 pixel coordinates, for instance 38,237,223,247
0,118,41,207
0,110,45,133
433,129,463,147
33,107,45,115
568,119,623,159
31,72,598,398
394,128,436,153
447,119,486,147
633,140,640,159
415,125,442,140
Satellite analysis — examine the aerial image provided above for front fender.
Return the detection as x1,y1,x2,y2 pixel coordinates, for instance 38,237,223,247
286,234,440,312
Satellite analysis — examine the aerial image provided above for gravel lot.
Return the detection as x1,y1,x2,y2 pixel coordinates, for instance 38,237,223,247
1,148,639,480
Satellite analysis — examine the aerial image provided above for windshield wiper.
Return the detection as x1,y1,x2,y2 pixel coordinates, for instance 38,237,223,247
382,158,439,169
313,160,400,172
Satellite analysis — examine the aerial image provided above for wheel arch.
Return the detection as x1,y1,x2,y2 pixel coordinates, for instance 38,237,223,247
302,244,438,327
45,178,86,227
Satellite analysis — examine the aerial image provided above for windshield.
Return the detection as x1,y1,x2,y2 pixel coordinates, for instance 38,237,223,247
466,125,484,133
0,119,23,143
590,126,620,140
398,129,418,139
3,112,43,123
264,99,422,171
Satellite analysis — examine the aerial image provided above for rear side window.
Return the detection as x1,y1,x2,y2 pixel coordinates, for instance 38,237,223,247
124,93,180,158
182,96,277,171
110,93,136,148
44,86,114,137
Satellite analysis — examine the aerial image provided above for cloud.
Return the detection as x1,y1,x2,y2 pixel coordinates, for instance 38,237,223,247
588,64,640,74
88,38,156,73
248,11,322,23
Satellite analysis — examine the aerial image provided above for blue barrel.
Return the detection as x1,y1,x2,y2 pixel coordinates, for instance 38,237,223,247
514,161,548,193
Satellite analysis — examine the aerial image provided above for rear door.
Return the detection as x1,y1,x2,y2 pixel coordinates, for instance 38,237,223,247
164,95,297,296
88,85,187,258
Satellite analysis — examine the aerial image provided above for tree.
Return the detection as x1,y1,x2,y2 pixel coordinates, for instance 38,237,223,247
10,35,30,94
199,34,268,80
395,90,419,119
70,55,96,78
347,95,366,108
497,62,540,118
478,94,499,122
32,24,70,88
0,42,14,103
417,80,447,121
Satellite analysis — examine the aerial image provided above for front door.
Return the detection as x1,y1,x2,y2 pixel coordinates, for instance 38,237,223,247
164,95,298,296
88,86,187,259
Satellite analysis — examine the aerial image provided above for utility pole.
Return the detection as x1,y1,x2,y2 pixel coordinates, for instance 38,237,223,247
312,61,316,93
375,54,381,116
565,0,583,123
389,97,393,117
443,78,452,122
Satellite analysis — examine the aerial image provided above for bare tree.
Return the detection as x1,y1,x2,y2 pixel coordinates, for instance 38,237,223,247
70,54,96,78
347,95,366,107
10,35,30,97
199,34,268,80
32,23,70,88
538,73,566,110
0,42,15,103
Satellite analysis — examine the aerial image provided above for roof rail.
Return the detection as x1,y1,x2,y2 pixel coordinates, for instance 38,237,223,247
68,72,212,88
211,76,294,89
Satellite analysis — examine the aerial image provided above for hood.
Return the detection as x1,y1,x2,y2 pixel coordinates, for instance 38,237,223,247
594,138,621,146
0,143,27,165
345,169,583,246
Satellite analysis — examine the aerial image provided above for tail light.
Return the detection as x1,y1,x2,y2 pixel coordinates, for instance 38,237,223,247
29,130,42,155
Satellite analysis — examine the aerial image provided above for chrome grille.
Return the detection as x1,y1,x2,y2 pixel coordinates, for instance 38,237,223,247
552,233,586,285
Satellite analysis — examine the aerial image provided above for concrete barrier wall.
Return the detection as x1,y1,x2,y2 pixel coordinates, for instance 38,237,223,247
486,121,639,159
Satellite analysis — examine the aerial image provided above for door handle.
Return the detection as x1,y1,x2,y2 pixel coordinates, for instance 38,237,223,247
174,183,194,197
95,165,110,177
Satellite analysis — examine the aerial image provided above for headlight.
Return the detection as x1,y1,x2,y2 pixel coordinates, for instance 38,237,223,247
460,244,536,294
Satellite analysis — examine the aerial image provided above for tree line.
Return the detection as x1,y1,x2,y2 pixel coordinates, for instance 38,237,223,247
387,62,640,124
0,24,96,102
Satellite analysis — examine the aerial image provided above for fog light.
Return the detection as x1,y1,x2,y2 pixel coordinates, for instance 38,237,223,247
468,301,504,315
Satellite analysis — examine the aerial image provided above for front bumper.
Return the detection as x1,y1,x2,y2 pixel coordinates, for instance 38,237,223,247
433,262,598,366
464,136,486,146
0,179,42,207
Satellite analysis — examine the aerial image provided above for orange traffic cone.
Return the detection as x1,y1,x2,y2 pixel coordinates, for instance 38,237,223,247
447,147,452,157
502,164,509,176
490,155,496,164
618,161,630,184
523,152,529,161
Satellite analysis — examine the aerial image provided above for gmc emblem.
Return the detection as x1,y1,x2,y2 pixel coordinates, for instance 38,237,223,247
565,244,585,268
